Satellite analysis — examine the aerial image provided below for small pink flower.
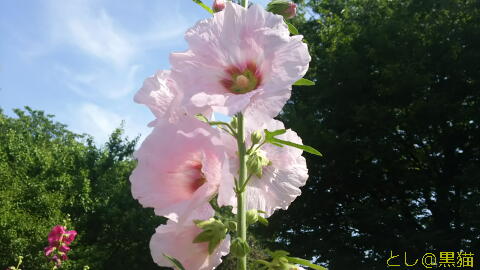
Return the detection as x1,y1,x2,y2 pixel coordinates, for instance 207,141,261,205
218,119,309,216
63,230,77,245
44,225,77,267
58,245,70,253
130,117,224,222
170,2,310,126
47,225,65,245
149,204,230,270
44,245,55,256
212,0,226,12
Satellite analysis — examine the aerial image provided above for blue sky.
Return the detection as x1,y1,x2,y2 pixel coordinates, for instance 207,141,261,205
0,0,269,144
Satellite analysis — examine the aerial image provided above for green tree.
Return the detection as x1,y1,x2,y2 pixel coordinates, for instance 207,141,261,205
0,107,163,269
261,0,480,269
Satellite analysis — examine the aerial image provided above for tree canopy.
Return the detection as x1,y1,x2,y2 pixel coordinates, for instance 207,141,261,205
0,107,164,269
2,0,479,269
261,0,480,269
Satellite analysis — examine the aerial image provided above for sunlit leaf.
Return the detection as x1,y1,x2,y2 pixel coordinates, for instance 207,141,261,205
288,257,328,270
273,138,323,156
192,0,214,14
293,78,315,86
163,254,186,270
286,21,299,35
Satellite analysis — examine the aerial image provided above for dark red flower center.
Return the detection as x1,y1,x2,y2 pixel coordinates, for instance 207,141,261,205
221,61,262,94
189,162,207,193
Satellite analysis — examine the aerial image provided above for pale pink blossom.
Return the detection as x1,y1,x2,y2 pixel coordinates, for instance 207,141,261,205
130,117,224,222
134,70,183,126
218,119,308,217
150,204,230,270
134,69,214,126
170,2,310,126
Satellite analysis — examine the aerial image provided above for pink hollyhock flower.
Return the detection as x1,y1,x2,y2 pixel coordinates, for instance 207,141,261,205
130,117,224,222
134,70,183,126
170,2,310,126
150,204,230,270
218,119,308,217
212,0,226,12
47,225,65,245
44,225,77,267
47,225,77,246
44,245,55,256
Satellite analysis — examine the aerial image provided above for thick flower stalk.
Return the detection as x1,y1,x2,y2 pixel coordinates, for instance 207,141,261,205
130,1,325,270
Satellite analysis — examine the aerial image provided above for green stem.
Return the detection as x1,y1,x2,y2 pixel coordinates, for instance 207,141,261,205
236,3,249,270
236,113,247,270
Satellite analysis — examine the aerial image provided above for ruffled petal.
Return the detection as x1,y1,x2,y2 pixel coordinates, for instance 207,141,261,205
130,117,223,222
134,70,175,119
150,205,230,270
170,2,310,118
218,119,308,217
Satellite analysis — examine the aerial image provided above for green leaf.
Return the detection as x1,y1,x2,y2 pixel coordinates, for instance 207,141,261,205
208,121,231,127
192,0,214,14
286,21,299,35
268,249,290,258
258,215,269,226
288,257,328,270
264,129,287,141
194,113,209,123
273,138,323,156
195,114,233,132
163,254,186,270
193,230,212,243
208,237,222,254
293,78,315,86
264,129,322,156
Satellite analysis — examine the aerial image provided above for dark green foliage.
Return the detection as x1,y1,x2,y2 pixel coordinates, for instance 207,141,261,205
261,0,480,269
0,107,164,269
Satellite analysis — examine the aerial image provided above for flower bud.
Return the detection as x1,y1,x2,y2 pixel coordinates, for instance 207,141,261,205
246,150,270,178
212,0,226,13
246,209,259,225
230,238,250,258
226,220,237,232
250,130,263,145
266,0,297,19
230,116,238,130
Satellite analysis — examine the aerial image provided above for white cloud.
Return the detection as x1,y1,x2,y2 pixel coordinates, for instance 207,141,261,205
71,102,150,145
64,9,135,68
54,64,140,99
30,0,189,100
78,103,123,143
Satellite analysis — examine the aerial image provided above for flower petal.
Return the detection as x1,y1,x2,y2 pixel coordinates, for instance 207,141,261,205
130,117,223,222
